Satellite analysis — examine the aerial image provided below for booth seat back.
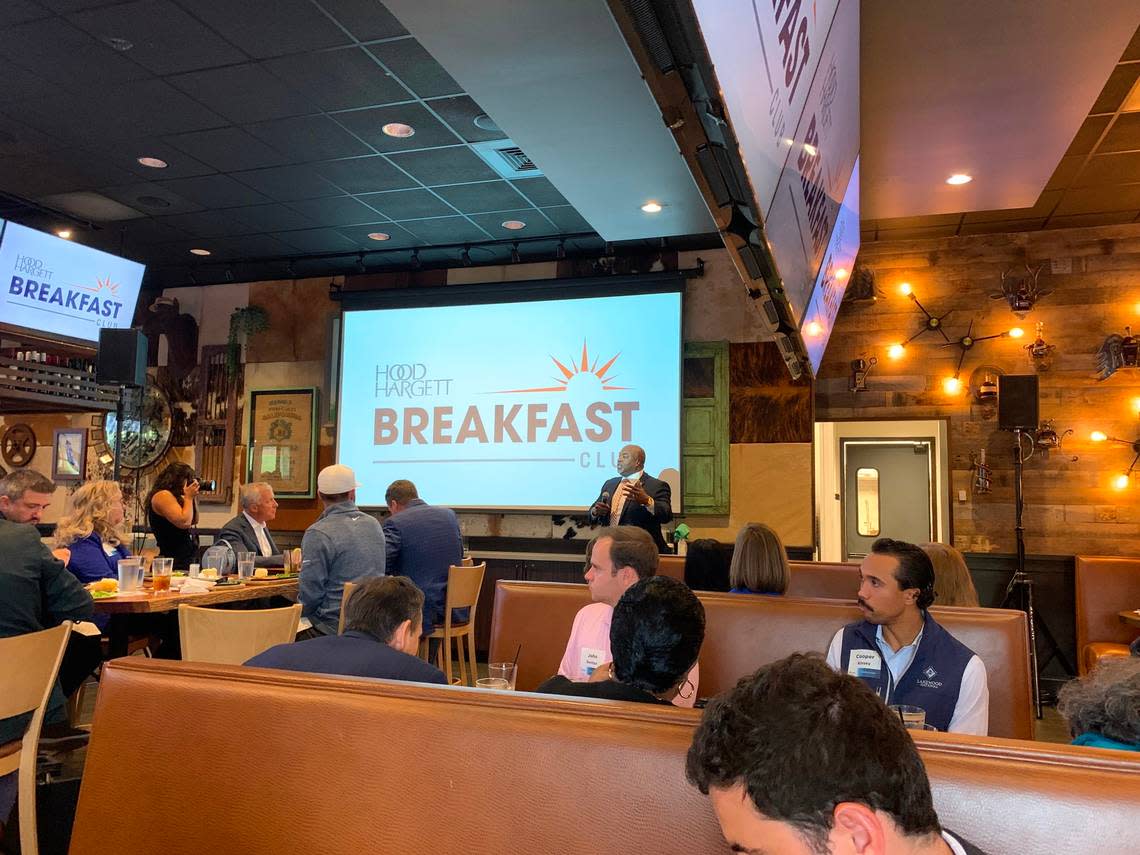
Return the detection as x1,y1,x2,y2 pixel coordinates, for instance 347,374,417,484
656,554,686,581
1074,555,1140,674
489,581,1033,740
658,555,860,598
70,659,1139,855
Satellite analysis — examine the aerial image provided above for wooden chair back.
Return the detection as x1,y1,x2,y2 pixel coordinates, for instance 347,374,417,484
178,605,301,665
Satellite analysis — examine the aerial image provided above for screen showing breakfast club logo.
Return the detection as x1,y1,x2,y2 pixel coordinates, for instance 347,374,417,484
337,291,682,509
0,221,145,342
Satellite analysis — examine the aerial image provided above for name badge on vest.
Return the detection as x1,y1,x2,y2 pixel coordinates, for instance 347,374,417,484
580,647,605,677
848,648,882,679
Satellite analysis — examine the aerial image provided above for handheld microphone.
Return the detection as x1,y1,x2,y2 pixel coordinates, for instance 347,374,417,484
601,491,610,504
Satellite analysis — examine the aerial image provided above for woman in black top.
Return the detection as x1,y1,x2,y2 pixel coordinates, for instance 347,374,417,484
147,462,200,570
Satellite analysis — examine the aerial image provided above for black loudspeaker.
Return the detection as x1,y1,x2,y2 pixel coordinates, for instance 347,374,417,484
998,374,1039,431
96,328,147,386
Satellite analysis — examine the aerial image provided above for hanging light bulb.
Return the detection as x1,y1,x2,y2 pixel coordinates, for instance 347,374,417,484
887,343,906,360
1113,473,1130,490
1090,431,1107,442
1008,327,1024,339
942,375,961,395
899,282,912,296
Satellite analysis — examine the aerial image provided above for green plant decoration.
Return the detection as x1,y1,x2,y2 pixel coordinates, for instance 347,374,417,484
227,305,269,377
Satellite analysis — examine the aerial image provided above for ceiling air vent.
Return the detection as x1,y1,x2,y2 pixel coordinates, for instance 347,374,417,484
471,138,545,180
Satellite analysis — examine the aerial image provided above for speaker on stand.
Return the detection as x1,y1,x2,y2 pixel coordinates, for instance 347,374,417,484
96,329,148,483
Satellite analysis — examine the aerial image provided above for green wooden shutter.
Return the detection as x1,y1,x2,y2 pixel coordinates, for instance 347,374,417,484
682,341,729,514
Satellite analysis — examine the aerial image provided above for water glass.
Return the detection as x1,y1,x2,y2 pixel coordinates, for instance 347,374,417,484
189,563,200,579
476,677,510,691
889,704,927,729
488,662,517,690
237,552,255,581
117,558,143,593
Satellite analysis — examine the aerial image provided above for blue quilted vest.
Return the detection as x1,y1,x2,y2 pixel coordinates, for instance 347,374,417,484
839,612,974,732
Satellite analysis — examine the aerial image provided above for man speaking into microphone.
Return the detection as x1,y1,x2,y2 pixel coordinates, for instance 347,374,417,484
588,444,673,553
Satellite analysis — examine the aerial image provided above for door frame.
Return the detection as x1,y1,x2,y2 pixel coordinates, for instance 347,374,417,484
814,418,952,562
839,437,936,561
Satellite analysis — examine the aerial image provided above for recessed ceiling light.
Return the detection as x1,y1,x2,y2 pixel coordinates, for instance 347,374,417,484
502,220,526,230
367,232,390,241
137,156,168,169
190,248,211,256
55,229,72,240
946,173,972,185
382,123,415,138
640,201,663,213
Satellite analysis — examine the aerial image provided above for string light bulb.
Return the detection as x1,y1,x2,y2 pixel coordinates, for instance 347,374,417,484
899,282,912,296
1113,473,1130,490
942,375,961,395
1090,431,1107,442
1008,327,1024,339
887,343,906,360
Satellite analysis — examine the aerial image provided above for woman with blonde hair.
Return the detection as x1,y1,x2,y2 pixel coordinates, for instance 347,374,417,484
728,523,790,595
920,542,980,607
55,480,131,584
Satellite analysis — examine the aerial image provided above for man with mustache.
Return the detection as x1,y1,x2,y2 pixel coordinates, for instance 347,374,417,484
825,538,989,735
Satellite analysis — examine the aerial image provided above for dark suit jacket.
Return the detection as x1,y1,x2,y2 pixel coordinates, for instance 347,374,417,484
589,473,673,552
382,499,464,634
244,630,447,684
217,512,283,568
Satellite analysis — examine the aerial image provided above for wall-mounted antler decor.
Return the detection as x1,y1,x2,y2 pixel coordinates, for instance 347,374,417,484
990,264,1050,318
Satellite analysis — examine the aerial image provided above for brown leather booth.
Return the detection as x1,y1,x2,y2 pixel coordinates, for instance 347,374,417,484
659,555,860,599
70,658,1139,855
489,581,1034,739
1075,555,1140,674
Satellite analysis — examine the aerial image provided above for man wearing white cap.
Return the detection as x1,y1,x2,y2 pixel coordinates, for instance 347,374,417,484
298,464,386,636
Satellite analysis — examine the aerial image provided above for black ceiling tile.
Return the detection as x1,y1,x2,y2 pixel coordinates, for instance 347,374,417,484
1075,152,1140,187
153,209,257,238
39,79,228,140
276,227,359,253
230,164,342,202
0,1,52,28
186,0,351,60
91,138,217,181
33,151,143,191
432,180,528,214
467,209,558,239
286,194,391,226
0,58,65,105
164,126,289,172
0,155,87,197
367,38,462,99
119,218,191,245
314,155,417,194
35,0,117,11
509,176,568,207
202,233,297,260
263,47,408,113
541,205,593,233
319,0,407,41
332,102,462,151
356,188,456,219
0,112,68,156
426,96,507,143
1091,64,1140,115
245,114,372,162
1124,25,1140,62
387,145,497,186
397,216,491,245
1100,113,1140,153
336,222,421,249
99,181,205,215
0,18,151,89
226,203,314,233
68,0,247,76
167,63,316,125
156,174,272,208
1066,116,1111,157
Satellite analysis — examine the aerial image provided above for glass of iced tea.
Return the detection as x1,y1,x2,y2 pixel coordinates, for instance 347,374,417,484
152,557,174,593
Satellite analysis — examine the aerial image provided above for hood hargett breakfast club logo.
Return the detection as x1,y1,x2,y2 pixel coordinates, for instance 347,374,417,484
9,248,127,324
373,341,639,466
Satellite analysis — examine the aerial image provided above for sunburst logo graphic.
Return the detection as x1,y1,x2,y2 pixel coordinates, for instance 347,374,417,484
78,275,120,297
492,340,629,393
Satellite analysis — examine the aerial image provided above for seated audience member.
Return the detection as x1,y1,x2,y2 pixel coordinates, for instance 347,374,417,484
826,538,989,735
686,653,990,855
728,522,790,595
54,480,131,583
217,482,284,568
537,576,705,705
920,543,980,607
0,468,56,525
245,576,446,684
1056,657,1140,752
299,464,386,636
382,479,463,635
555,526,699,707
684,538,731,592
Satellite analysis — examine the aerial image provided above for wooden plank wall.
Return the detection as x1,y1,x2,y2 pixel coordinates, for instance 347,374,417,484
816,222,1140,557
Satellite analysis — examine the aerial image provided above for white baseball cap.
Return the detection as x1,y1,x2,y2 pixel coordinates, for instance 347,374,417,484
317,464,361,495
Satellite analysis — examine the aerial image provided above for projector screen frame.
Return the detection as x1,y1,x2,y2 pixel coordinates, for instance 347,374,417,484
332,270,693,514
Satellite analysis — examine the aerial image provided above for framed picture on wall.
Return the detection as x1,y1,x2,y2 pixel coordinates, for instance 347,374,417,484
52,428,87,482
248,388,318,499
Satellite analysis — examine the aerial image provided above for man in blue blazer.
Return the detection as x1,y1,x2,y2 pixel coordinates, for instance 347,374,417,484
382,480,463,635
217,482,284,568
588,444,673,552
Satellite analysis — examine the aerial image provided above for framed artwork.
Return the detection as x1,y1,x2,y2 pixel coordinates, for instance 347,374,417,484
248,388,318,498
52,428,87,483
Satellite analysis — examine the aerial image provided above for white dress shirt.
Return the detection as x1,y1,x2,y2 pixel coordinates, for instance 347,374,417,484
243,510,273,557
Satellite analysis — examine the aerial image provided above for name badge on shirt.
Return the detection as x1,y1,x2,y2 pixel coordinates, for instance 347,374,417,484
848,648,882,679
580,647,605,677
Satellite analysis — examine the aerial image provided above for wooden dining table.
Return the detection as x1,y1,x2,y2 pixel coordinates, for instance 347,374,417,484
93,578,299,657
1118,609,1140,630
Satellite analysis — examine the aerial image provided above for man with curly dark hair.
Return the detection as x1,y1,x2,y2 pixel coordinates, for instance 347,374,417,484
825,538,989,734
686,654,989,855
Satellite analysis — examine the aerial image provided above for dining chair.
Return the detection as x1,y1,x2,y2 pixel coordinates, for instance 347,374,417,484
422,563,486,686
336,581,359,635
178,604,302,665
460,556,474,567
0,622,72,855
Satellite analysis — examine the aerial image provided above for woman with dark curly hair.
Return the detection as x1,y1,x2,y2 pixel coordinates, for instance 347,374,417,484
146,462,199,570
1056,657,1140,751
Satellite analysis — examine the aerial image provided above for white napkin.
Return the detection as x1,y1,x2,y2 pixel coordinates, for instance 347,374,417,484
179,579,216,594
